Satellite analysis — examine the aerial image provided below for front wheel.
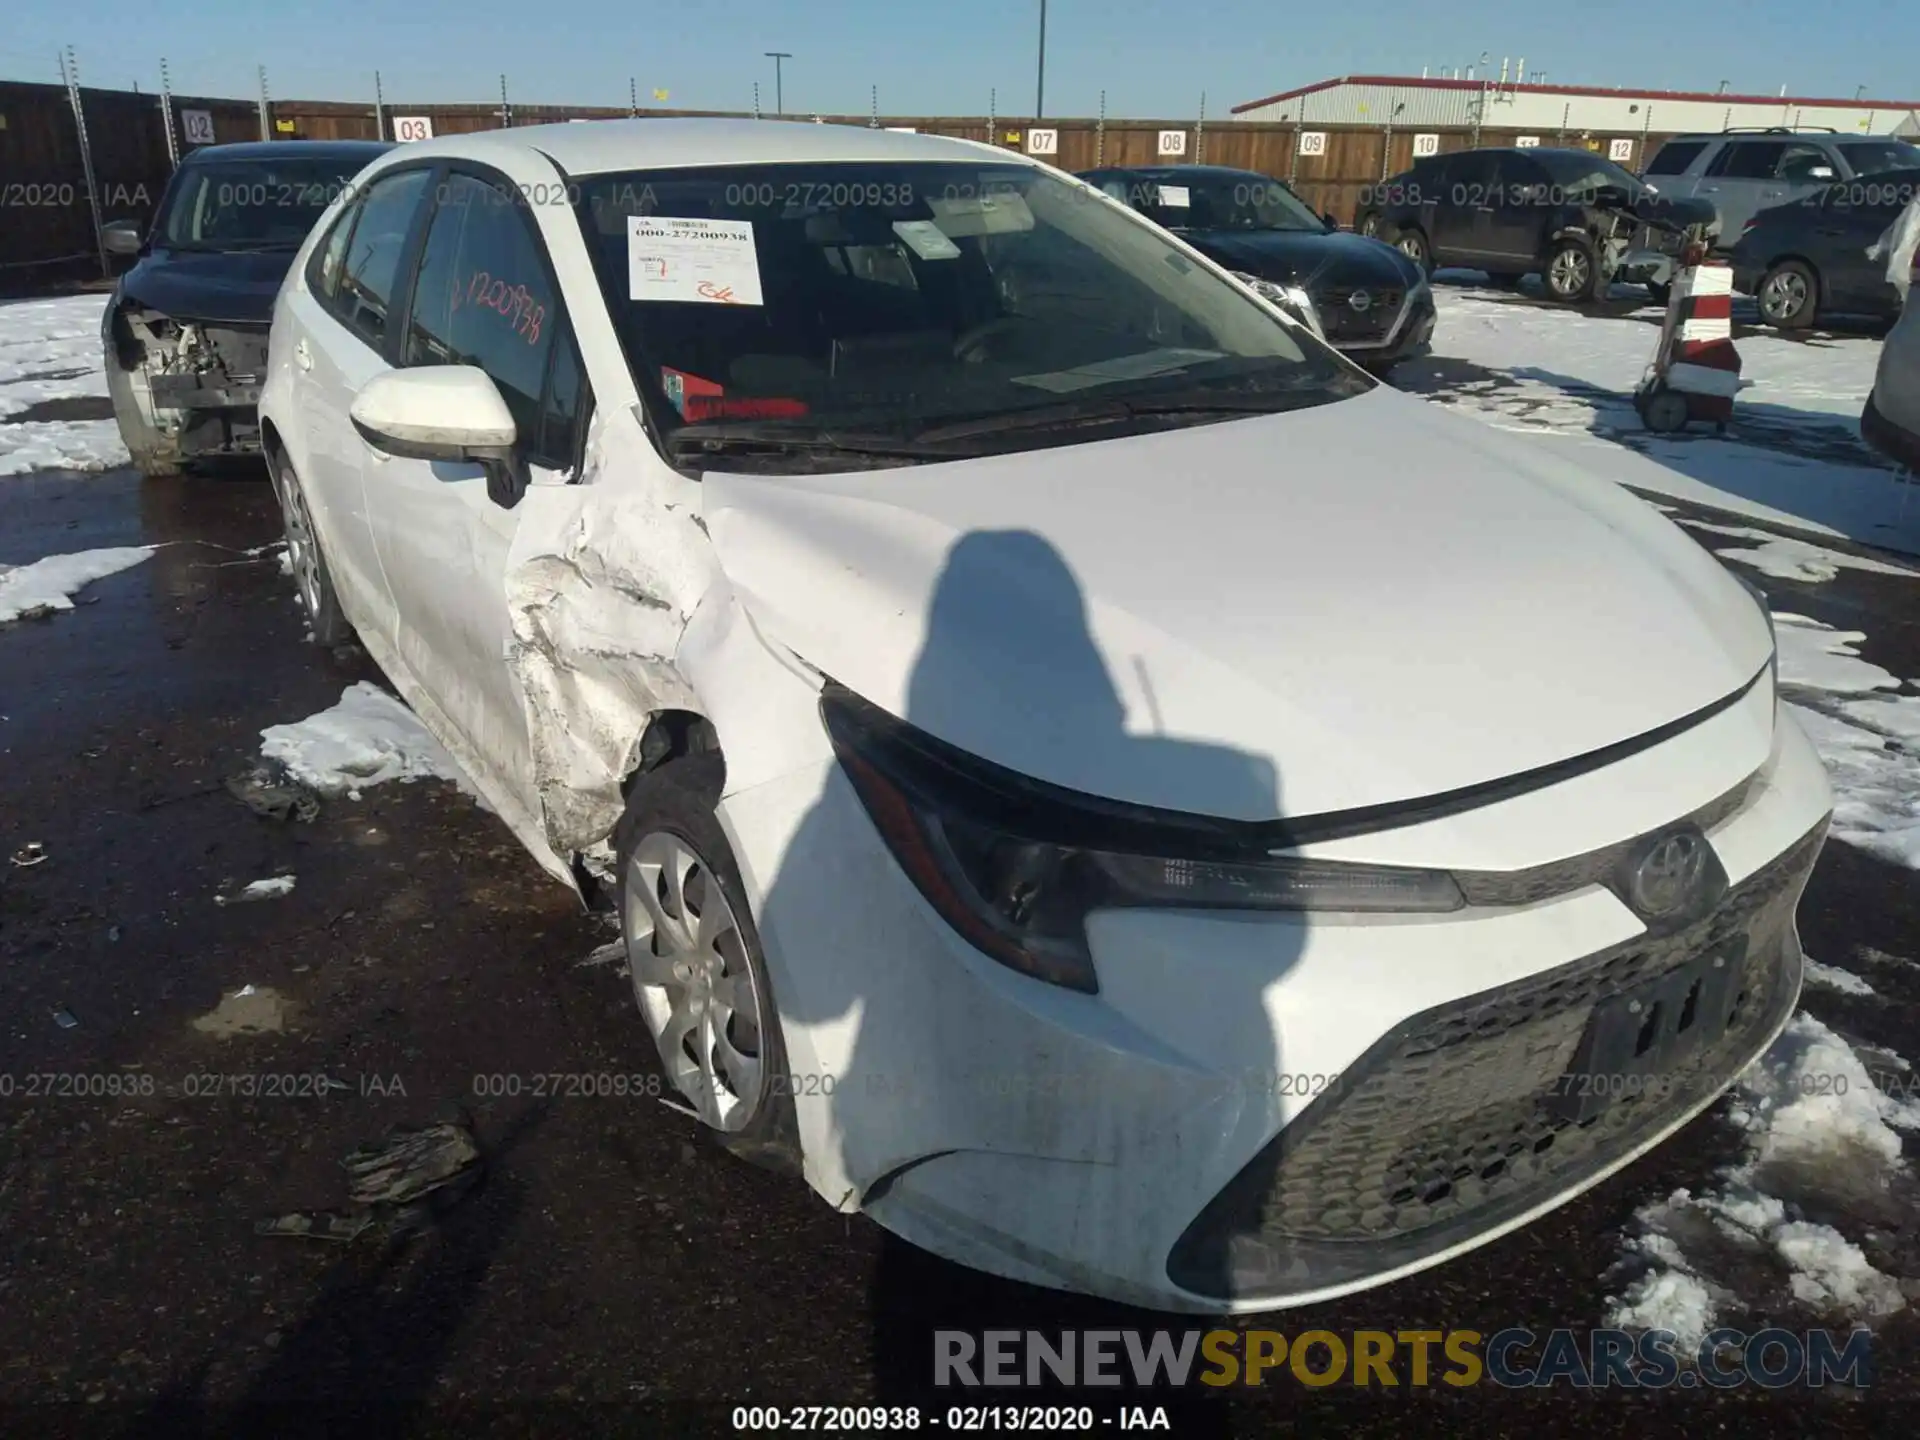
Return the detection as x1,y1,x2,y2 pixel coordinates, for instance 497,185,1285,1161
269,450,352,646
617,755,803,1174
1392,227,1431,274
1756,261,1818,329
1356,211,1382,238
1543,240,1598,303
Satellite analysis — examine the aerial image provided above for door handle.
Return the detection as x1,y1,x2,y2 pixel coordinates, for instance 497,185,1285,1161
294,339,312,372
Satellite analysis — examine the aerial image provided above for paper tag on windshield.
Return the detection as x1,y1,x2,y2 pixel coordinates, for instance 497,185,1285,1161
628,216,764,305
1157,184,1191,208
891,219,961,260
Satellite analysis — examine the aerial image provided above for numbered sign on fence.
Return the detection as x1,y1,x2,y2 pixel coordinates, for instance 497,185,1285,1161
1412,133,1439,157
1297,130,1327,157
1609,137,1635,162
1025,128,1058,156
1157,130,1187,157
1515,135,1541,148
180,109,215,146
393,115,435,142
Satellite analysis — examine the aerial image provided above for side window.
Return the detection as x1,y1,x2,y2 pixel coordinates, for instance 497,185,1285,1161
307,204,354,301
333,169,431,351
1708,142,1786,179
1499,156,1545,205
1646,140,1707,177
1776,145,1833,183
1444,152,1497,196
405,173,577,468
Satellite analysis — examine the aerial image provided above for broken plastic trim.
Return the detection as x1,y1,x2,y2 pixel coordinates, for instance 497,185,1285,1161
819,685,1463,994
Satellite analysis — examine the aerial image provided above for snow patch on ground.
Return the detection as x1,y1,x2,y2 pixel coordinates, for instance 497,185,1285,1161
215,875,296,905
1604,1014,1920,1349
0,545,155,622
1413,286,1920,557
1670,518,1918,584
260,682,477,797
1803,959,1877,996
0,295,125,476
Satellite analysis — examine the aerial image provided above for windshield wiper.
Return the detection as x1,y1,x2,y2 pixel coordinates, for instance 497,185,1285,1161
907,386,1328,443
666,422,964,466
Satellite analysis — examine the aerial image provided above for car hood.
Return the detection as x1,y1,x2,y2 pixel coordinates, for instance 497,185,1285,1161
117,246,295,325
1180,229,1415,290
699,388,1770,824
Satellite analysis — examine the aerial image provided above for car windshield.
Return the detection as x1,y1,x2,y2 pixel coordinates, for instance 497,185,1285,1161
573,161,1364,468
1841,141,1920,177
1537,154,1644,195
159,158,371,250
1109,174,1327,233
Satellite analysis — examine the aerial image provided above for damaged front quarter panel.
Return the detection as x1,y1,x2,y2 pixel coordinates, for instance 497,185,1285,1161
501,410,719,861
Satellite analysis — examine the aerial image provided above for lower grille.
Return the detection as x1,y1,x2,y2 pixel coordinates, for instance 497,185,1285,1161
1167,818,1826,1301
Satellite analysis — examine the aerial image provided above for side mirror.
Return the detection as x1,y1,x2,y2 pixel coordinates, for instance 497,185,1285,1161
1809,164,1836,181
349,366,529,509
1322,212,1340,231
102,219,142,256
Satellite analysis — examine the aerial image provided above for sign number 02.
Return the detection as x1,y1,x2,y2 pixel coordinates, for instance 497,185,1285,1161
180,109,216,145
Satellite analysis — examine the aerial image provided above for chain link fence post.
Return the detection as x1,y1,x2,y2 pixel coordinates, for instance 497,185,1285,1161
60,47,110,279
158,56,180,168
258,65,271,141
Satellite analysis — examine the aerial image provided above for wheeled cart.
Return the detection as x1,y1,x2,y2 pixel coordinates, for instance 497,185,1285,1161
1635,238,1744,434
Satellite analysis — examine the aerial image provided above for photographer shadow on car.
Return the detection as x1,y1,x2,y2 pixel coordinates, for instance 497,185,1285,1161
746,528,1304,1435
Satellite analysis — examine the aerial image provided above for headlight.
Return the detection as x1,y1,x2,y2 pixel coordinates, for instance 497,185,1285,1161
1232,270,1324,338
821,685,1464,993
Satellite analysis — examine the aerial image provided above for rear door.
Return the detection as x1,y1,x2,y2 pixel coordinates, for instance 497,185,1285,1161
1431,151,1499,263
1485,153,1548,269
1698,140,1788,235
278,166,435,627
1764,142,1841,217
361,168,590,800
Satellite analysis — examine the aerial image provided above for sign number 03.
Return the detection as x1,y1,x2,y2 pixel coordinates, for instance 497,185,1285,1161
393,115,435,143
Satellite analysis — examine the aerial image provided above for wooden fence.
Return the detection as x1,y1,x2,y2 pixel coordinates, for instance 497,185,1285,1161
1,76,1683,280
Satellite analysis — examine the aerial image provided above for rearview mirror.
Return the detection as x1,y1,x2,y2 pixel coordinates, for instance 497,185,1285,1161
102,219,142,256
349,366,529,509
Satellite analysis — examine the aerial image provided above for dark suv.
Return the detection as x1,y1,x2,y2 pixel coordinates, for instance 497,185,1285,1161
1355,146,1715,303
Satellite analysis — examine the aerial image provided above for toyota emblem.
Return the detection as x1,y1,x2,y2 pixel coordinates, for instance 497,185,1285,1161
1627,831,1709,919
1348,289,1373,313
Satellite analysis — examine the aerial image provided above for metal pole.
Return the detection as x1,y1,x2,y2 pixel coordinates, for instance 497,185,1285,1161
1196,91,1205,165
764,53,790,117
1095,90,1105,165
989,87,996,146
1289,87,1305,183
62,49,110,279
1035,0,1048,120
630,77,637,117
753,82,761,121
499,73,512,129
1561,101,1570,142
258,64,271,141
1639,103,1653,173
1382,91,1394,182
374,70,386,141
159,56,179,168
870,84,878,129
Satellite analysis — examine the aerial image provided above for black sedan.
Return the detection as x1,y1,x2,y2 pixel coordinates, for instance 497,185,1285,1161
1730,170,1920,329
100,139,392,476
1081,164,1435,371
1354,147,1715,304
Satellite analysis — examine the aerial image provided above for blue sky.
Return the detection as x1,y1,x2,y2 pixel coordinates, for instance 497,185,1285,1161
6,0,1916,116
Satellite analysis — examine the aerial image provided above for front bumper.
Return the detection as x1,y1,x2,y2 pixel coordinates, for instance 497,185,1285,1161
719,691,1831,1312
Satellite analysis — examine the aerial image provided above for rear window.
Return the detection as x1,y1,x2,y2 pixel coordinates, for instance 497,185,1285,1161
572,161,1364,467
1646,140,1707,176
1707,142,1787,179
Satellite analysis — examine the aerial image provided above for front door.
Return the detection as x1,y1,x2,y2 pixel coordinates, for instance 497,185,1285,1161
358,169,590,808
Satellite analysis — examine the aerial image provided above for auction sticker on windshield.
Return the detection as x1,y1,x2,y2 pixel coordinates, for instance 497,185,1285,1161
1157,185,1191,208
627,216,764,305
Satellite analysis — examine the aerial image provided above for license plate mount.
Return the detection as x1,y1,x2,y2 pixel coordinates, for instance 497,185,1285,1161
1550,942,1748,1125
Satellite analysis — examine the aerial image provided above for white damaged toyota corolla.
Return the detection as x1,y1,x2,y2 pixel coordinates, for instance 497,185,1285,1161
259,119,1832,1312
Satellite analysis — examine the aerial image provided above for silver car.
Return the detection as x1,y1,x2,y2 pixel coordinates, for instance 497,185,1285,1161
1645,130,1920,240
1863,196,1920,469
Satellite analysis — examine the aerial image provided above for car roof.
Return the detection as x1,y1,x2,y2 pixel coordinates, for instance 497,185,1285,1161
181,140,394,163
396,117,1030,177
1083,163,1276,183
1659,132,1905,144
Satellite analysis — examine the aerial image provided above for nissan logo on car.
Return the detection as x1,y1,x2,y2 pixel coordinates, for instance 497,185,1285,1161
1348,289,1374,313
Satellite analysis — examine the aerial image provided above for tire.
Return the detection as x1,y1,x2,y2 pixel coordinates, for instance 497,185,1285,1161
615,754,803,1176
1543,239,1599,303
268,448,352,646
1756,261,1818,329
104,344,182,478
1640,388,1691,433
1356,211,1382,238
1392,226,1431,274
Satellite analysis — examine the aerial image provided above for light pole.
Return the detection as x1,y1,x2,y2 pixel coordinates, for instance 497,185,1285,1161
765,52,791,116
1035,0,1049,119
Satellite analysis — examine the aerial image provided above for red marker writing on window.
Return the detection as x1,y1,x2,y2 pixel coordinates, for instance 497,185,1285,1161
696,280,738,303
